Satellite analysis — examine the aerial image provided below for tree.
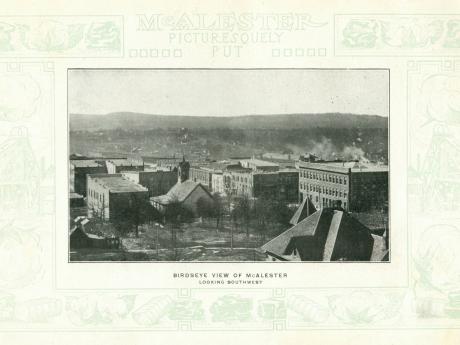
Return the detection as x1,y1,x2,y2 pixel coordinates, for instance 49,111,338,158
252,195,293,244
163,196,185,260
111,194,152,238
233,195,251,237
252,196,272,244
129,195,153,238
211,193,224,231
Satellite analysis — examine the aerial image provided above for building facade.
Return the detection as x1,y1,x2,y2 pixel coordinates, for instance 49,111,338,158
86,174,149,221
226,169,299,202
278,170,300,203
70,160,107,196
122,170,177,197
211,173,225,194
297,160,388,212
189,167,214,191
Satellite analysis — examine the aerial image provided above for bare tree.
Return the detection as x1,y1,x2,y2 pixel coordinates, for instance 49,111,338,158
212,193,224,231
233,195,251,237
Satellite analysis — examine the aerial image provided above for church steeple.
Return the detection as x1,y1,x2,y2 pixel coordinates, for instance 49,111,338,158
177,156,190,183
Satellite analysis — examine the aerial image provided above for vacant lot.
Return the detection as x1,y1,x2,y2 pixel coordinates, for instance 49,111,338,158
70,218,284,261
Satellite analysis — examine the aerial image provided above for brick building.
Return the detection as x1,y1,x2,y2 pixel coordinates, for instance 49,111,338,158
297,159,388,212
70,160,107,196
86,174,149,221
122,170,177,197
278,169,300,202
226,168,299,202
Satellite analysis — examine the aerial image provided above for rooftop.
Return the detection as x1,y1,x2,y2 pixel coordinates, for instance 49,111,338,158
279,168,299,173
261,208,379,261
123,169,174,176
240,158,280,167
151,180,207,205
69,192,84,199
262,152,300,161
107,159,144,167
70,160,102,168
289,197,317,225
297,160,388,173
90,175,148,193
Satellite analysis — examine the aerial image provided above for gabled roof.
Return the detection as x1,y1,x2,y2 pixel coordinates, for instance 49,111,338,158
261,210,322,257
289,197,317,225
261,208,380,261
151,180,212,205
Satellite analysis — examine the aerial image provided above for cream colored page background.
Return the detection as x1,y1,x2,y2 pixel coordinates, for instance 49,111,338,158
1,0,460,343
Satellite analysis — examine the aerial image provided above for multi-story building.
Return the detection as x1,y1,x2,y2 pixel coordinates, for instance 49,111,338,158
189,166,214,191
105,159,144,174
189,162,236,193
211,172,225,195
70,160,107,196
122,170,177,197
86,174,149,221
227,168,299,202
278,169,300,202
297,159,388,212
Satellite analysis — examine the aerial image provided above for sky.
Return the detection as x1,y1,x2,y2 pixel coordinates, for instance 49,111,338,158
68,69,389,117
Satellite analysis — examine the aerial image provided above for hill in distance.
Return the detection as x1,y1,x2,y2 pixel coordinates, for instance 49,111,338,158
69,112,388,131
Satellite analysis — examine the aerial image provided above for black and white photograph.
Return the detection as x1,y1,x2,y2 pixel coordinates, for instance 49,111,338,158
68,69,389,262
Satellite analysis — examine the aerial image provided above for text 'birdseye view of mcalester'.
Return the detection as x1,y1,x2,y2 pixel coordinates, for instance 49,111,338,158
68,68,390,262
